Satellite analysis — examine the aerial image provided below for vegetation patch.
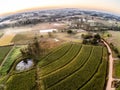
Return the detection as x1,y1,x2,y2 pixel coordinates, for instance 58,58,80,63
113,60,120,78
80,47,108,90
6,69,36,90
0,47,21,76
37,43,107,90
0,46,12,64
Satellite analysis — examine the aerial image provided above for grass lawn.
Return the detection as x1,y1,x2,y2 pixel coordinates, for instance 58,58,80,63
113,60,120,78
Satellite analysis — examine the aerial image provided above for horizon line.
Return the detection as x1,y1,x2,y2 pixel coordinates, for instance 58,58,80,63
0,7,120,18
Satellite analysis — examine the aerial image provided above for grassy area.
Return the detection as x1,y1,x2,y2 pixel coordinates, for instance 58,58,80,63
107,31,120,55
0,43,108,90
39,44,81,76
113,60,120,78
80,47,108,90
11,32,36,44
0,33,3,38
37,43,107,90
6,69,36,90
0,47,21,76
0,46,12,64
47,46,103,90
38,43,72,68
41,45,92,88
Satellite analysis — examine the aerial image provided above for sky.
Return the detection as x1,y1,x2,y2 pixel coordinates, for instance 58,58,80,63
0,0,120,16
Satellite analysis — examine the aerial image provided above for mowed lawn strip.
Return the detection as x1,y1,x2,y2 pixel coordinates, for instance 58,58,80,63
6,69,36,90
0,47,21,75
0,46,12,64
48,46,103,90
40,44,81,76
38,43,72,68
41,45,93,89
80,47,108,90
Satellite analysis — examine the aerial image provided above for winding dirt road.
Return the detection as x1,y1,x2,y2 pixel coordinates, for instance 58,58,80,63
102,39,115,90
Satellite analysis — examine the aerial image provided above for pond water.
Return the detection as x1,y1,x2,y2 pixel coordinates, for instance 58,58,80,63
16,59,34,71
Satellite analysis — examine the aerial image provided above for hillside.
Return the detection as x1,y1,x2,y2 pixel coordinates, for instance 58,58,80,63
4,43,108,90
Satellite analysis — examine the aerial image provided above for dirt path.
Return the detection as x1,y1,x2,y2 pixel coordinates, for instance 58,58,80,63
102,39,115,90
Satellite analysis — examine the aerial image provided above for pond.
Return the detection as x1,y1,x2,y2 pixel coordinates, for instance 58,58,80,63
16,59,34,71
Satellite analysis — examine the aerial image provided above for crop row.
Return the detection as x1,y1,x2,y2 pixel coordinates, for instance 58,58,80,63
6,69,36,90
80,47,108,90
48,46,103,90
38,43,72,68
42,45,93,89
0,47,21,76
39,44,82,76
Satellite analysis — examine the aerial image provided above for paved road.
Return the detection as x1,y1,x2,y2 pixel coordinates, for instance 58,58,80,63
102,40,115,90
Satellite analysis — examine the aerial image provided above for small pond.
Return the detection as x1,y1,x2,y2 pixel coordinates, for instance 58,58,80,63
16,59,34,71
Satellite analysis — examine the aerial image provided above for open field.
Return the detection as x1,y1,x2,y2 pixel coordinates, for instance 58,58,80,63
0,46,12,65
11,31,36,44
38,43,108,90
107,31,120,53
113,60,120,78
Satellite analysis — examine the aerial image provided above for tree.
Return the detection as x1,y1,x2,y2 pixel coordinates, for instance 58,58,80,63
94,34,101,40
20,36,41,64
82,39,88,44
67,30,73,34
48,32,53,37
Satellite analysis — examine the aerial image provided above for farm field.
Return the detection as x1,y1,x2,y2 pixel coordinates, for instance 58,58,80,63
38,43,108,90
113,60,120,78
6,69,36,90
11,31,37,44
0,43,108,90
0,46,21,76
0,46,12,65
0,32,15,46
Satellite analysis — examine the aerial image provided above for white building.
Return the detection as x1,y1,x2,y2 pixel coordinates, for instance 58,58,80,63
40,29,58,33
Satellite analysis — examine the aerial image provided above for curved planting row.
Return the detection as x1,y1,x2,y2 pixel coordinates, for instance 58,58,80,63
80,47,108,90
38,43,72,68
39,44,82,76
47,46,103,90
41,45,93,89
6,69,36,90
0,47,21,76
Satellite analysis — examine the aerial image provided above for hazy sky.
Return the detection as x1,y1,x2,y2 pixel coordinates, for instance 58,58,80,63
0,0,120,16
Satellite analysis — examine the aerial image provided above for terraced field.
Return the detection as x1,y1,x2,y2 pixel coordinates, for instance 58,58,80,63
38,43,108,90
0,46,21,76
3,43,108,90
